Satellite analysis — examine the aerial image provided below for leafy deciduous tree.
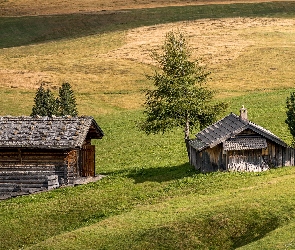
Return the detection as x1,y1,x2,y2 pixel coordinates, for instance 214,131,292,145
139,31,227,140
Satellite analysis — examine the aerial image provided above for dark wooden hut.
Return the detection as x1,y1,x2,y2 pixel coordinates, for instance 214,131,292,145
188,107,294,173
0,116,104,197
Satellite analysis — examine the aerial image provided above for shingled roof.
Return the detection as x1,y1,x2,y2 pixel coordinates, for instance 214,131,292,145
189,113,287,152
0,116,104,149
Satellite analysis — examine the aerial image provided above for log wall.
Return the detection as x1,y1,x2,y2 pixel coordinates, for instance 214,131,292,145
0,148,80,198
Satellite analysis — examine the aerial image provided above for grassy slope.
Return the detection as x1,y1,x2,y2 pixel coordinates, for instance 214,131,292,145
1,2,295,48
1,1,295,249
2,0,291,16
24,168,295,250
1,5,295,115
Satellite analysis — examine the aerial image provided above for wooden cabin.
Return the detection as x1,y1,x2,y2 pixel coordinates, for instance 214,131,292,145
0,116,104,197
188,107,294,173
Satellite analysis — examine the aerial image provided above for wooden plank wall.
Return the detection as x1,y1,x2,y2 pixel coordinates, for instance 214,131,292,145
65,149,79,185
190,141,295,173
227,149,269,172
195,144,224,173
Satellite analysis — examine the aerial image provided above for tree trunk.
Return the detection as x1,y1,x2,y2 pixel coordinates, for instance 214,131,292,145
184,117,191,159
184,117,190,140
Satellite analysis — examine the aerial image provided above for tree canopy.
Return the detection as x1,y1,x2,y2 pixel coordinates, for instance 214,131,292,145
286,91,295,145
31,82,78,117
139,31,227,140
57,82,78,116
31,83,58,117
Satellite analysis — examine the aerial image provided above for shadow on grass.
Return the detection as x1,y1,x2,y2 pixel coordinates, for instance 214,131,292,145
125,211,280,249
126,163,197,183
231,216,280,248
1,2,295,48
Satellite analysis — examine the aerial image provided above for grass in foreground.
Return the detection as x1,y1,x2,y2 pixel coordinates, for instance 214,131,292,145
1,166,295,249
238,220,295,249
0,104,294,249
27,168,295,250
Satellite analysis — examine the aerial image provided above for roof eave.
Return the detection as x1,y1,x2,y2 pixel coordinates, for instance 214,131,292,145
88,118,104,139
246,124,288,148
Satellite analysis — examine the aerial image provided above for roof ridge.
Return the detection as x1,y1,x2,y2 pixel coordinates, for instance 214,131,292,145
196,112,245,136
191,111,288,151
247,120,285,145
0,116,93,120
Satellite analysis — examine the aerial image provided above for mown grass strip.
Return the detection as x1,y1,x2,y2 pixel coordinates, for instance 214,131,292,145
238,220,295,249
1,1,295,48
20,168,295,249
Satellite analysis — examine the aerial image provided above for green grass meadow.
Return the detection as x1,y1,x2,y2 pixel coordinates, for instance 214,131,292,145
1,1,295,249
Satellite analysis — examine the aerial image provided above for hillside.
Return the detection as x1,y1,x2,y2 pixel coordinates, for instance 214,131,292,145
1,1,295,249
1,0,292,16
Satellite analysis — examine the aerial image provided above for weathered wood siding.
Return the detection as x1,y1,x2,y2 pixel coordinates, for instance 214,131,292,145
190,139,295,173
261,140,295,167
227,149,269,172
65,149,80,185
0,148,81,196
194,144,225,173
0,148,66,162
284,147,295,166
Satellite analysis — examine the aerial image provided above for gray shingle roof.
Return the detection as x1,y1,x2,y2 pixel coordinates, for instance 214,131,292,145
0,116,104,149
189,113,287,151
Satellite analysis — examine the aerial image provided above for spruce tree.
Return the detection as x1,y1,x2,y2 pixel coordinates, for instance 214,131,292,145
31,83,58,117
286,91,295,145
57,82,78,116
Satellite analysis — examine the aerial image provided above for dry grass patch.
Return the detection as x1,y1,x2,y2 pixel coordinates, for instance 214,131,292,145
0,31,151,114
0,32,127,90
0,87,34,115
0,69,56,90
107,17,295,66
1,17,295,114
106,17,295,96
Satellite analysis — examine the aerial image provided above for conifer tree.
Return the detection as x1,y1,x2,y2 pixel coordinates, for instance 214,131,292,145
286,91,295,145
31,83,58,117
57,82,78,116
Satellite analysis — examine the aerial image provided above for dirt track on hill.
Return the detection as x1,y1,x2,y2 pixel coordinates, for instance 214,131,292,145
1,0,294,16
